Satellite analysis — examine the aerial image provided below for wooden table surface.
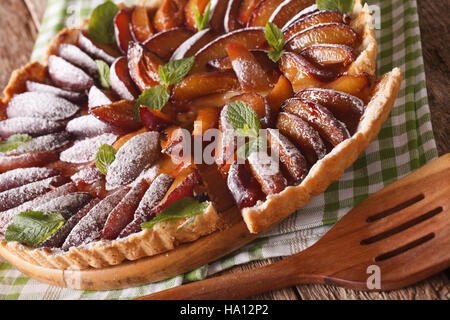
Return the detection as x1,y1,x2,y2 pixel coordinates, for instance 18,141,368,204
0,0,448,300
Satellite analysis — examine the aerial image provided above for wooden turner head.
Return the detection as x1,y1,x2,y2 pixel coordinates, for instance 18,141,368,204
137,154,450,300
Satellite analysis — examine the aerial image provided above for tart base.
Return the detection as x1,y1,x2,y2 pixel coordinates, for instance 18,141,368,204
0,207,260,290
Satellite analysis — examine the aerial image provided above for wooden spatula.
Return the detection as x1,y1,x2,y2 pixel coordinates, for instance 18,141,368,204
137,154,450,300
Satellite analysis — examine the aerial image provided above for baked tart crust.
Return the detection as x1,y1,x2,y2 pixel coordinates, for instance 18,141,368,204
0,0,402,271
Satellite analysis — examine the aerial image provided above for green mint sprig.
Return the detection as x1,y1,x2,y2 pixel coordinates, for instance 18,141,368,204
95,144,116,175
316,0,355,12
88,0,119,44
141,197,209,229
0,134,32,153
96,60,111,89
194,2,212,32
227,101,264,159
135,56,195,120
5,211,65,247
265,22,286,63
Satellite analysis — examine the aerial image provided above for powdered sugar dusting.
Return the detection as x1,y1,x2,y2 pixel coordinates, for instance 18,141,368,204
106,132,161,191
66,115,117,138
0,117,65,139
7,92,80,120
71,165,103,185
26,81,85,102
0,182,77,233
40,198,100,249
0,176,65,212
0,167,60,193
60,133,118,164
34,192,92,220
62,187,129,250
6,132,72,155
119,174,174,238
58,44,98,77
88,86,113,109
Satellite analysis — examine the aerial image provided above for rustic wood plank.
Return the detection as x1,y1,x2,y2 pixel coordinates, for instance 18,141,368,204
417,0,450,156
0,0,39,92
0,0,448,300
213,258,300,300
23,0,49,29
295,273,449,300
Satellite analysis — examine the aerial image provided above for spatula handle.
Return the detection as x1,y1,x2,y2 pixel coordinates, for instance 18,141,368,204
136,253,320,300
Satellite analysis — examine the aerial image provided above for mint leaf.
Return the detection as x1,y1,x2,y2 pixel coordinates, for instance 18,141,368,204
158,57,195,87
5,211,65,247
135,85,171,121
96,60,111,89
95,144,116,175
88,0,119,44
0,134,32,153
141,197,209,229
194,2,211,31
237,137,264,160
267,49,285,63
316,0,355,12
227,101,261,135
265,22,285,51
265,22,285,62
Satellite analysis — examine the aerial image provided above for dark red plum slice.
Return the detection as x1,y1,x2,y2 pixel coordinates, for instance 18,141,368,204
119,173,174,238
0,167,60,193
48,55,95,92
57,43,99,77
26,81,86,101
0,175,68,212
0,182,77,234
248,151,288,195
7,92,80,121
78,30,121,65
106,132,160,190
40,198,100,249
110,56,139,100
101,179,149,240
59,133,118,164
227,161,263,209
6,132,72,155
62,186,129,249
0,117,65,139
66,115,122,138
34,192,92,220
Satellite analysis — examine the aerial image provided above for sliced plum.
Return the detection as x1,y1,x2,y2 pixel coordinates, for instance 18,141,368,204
106,131,160,190
0,117,65,139
143,27,194,61
26,81,86,102
0,182,77,234
110,56,140,100
60,133,118,164
227,160,263,209
276,111,326,164
267,128,308,184
0,167,60,193
57,43,98,78
101,179,149,240
34,192,92,220
48,55,94,92
40,198,100,248
0,175,68,212
78,30,121,64
62,186,129,249
66,115,122,138
119,173,174,238
7,92,79,121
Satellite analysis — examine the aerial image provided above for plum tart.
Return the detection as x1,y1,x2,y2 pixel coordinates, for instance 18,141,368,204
0,0,402,271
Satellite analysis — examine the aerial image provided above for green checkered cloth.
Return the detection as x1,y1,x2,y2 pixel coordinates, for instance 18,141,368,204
0,0,438,299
